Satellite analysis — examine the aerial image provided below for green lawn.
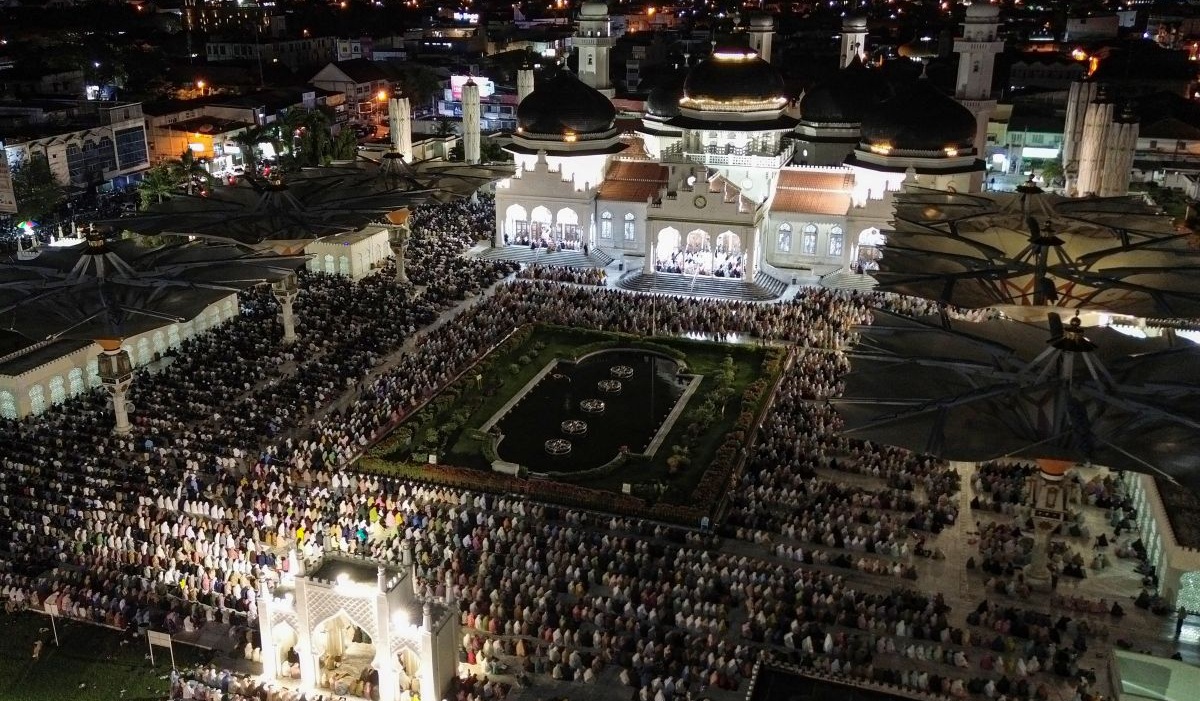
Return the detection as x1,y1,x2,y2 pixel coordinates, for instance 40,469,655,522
0,611,203,701
376,325,772,505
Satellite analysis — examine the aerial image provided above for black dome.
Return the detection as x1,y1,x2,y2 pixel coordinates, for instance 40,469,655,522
860,77,977,152
682,46,785,104
800,56,891,125
645,68,687,118
517,72,616,135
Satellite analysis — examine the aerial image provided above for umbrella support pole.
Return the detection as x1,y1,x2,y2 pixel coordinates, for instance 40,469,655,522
108,383,132,435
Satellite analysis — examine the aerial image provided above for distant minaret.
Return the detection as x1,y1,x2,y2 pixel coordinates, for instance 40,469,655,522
748,15,775,63
1099,104,1139,197
953,2,1002,192
387,96,413,162
576,1,615,97
841,15,868,67
1062,78,1099,193
517,64,535,103
1076,86,1114,196
462,78,481,164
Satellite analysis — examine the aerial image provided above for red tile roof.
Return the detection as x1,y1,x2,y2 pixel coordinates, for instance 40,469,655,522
771,169,854,215
598,160,669,202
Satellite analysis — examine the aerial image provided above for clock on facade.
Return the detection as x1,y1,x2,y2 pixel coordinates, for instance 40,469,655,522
693,195,707,208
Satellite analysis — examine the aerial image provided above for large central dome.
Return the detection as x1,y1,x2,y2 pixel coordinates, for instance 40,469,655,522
680,46,786,109
859,77,977,152
800,55,892,125
517,71,616,136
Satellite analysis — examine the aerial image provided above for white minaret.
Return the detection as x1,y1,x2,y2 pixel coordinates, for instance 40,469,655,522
517,64,535,103
841,15,868,68
1099,104,1139,197
1062,79,1099,193
748,15,775,63
387,96,413,162
576,1,614,97
953,2,1002,191
462,78,481,164
1076,88,1114,197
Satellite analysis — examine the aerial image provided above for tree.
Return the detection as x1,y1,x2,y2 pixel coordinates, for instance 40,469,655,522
279,108,337,168
332,128,359,161
434,116,457,137
168,149,214,195
137,164,177,209
10,154,65,224
1038,159,1064,187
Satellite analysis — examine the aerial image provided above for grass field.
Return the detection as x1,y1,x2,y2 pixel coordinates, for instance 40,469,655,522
0,611,203,701
376,324,771,504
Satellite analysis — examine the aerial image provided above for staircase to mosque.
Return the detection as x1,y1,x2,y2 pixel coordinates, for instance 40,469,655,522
614,270,787,301
820,269,878,292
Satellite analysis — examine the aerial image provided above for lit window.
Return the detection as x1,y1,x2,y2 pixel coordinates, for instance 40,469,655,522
829,225,844,256
600,211,613,239
777,223,792,253
801,224,817,255
623,213,636,241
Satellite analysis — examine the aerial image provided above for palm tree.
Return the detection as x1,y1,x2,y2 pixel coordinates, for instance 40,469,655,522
168,149,215,195
137,164,177,209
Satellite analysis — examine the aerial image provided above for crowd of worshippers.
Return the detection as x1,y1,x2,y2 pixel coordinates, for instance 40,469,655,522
0,200,1116,701
514,264,607,287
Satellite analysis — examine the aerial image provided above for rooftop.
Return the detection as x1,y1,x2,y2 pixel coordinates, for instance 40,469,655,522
597,161,668,202
770,169,854,216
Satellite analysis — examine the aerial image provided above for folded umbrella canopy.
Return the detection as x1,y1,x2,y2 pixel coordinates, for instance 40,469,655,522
833,309,1200,494
105,162,439,247
871,183,1200,318
0,228,307,343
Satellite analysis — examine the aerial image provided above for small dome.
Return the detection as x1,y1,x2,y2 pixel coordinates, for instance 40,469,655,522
581,1,608,17
681,46,786,107
966,2,1000,19
645,68,687,118
800,55,891,125
749,14,774,30
844,14,868,29
860,77,977,152
517,71,616,135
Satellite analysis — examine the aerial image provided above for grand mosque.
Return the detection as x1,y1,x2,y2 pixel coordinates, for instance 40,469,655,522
491,3,1007,285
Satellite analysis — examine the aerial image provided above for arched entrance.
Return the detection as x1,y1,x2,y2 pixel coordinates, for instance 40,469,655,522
504,203,528,245
312,611,375,697
655,227,680,266
396,646,422,698
855,227,886,272
272,621,301,679
529,206,552,243
714,231,744,278
555,208,581,249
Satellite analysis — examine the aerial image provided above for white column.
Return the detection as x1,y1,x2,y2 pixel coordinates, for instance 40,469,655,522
1062,80,1098,181
109,384,131,435
749,16,774,63
462,79,481,165
1077,98,1114,196
517,67,535,103
841,16,868,67
257,587,277,681
278,297,297,344
389,97,414,163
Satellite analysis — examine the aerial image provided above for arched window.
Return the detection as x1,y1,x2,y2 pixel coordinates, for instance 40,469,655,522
28,385,45,415
0,390,16,419
600,211,613,239
777,223,792,253
49,376,66,405
801,224,818,255
137,338,152,366
86,357,100,388
339,255,350,276
623,213,636,241
324,253,336,274
68,368,84,397
829,225,845,256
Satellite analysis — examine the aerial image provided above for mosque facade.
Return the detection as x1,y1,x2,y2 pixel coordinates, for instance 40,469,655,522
493,3,1002,283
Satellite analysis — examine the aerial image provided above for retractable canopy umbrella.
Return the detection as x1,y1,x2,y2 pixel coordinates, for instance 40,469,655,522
871,183,1200,318
833,309,1200,493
